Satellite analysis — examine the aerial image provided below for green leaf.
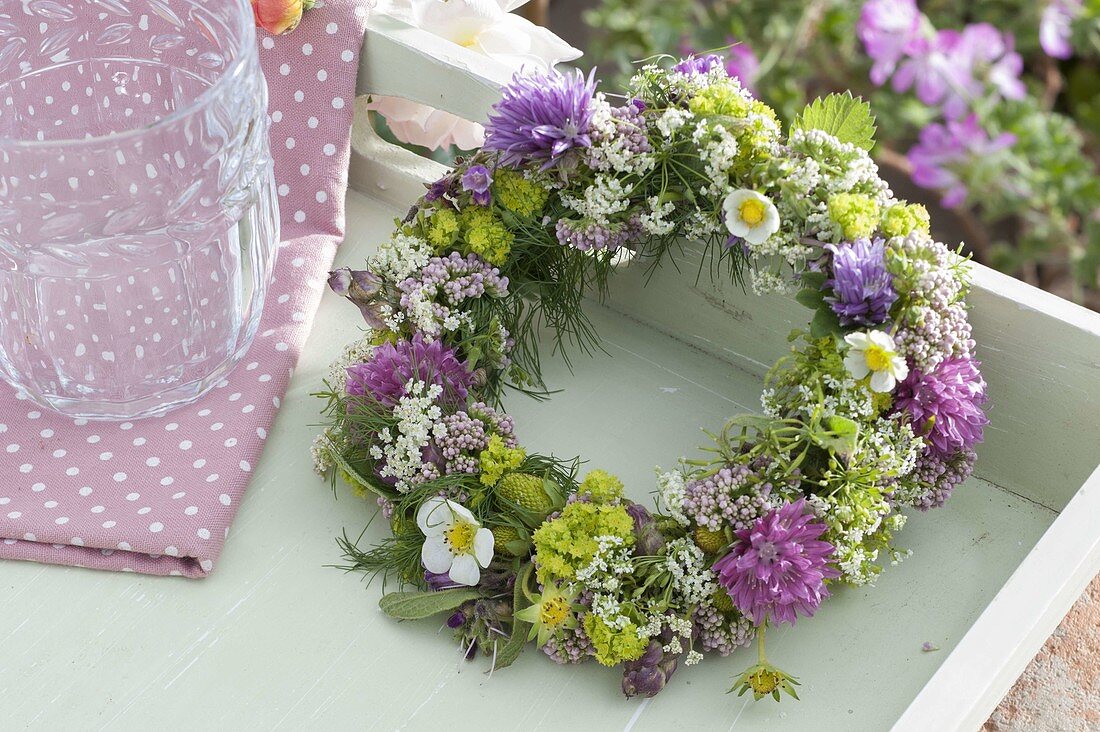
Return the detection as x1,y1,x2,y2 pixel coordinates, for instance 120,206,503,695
799,271,828,290
809,308,842,339
791,92,877,151
794,288,824,311
378,588,481,620
494,563,534,671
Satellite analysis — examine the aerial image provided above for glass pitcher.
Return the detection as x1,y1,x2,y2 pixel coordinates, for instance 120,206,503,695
0,0,278,419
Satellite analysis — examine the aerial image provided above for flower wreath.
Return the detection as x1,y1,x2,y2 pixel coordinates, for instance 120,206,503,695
311,55,988,702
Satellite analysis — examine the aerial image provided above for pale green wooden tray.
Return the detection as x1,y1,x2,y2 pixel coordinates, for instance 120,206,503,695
4,16,1100,732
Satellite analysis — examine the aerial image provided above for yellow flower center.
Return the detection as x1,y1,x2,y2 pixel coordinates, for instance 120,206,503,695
864,344,892,373
445,522,476,554
540,597,571,627
750,669,780,694
739,198,766,226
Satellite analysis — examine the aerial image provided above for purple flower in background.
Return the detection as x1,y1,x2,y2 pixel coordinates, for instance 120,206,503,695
907,115,1016,208
712,499,840,627
724,43,760,90
956,23,1026,106
484,68,597,170
894,355,989,459
858,0,923,85
345,333,472,407
1041,0,1082,59
460,165,493,206
673,54,726,76
892,30,966,110
824,239,898,327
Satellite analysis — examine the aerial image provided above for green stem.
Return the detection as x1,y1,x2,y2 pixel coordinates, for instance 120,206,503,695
758,623,767,666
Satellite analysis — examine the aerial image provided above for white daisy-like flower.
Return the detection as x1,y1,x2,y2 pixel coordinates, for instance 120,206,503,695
416,497,495,586
843,330,909,393
722,189,780,246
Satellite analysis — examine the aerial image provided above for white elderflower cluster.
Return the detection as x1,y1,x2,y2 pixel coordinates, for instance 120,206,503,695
818,373,876,420
639,196,676,236
693,122,740,197
325,336,376,392
369,380,447,493
310,427,338,476
399,287,470,341
578,535,639,631
638,612,696,658
561,175,630,225
749,268,793,296
683,209,724,240
369,231,430,283
665,538,718,605
656,468,690,526
655,107,693,139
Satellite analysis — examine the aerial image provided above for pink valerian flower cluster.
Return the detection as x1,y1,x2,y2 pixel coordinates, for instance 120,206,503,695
429,402,517,477
682,464,774,532
712,499,840,627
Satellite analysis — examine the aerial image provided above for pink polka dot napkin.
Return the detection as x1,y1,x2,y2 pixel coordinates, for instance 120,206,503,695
0,3,370,577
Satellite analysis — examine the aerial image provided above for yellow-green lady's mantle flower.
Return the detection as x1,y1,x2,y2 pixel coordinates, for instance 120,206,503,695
417,497,495,586
478,434,526,487
880,202,930,239
531,501,634,584
493,169,549,217
460,207,514,265
584,614,648,666
515,583,579,646
828,192,880,241
843,330,909,393
723,189,780,246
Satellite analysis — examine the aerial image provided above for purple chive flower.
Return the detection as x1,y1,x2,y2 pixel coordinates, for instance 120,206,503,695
894,355,989,459
1041,0,1081,59
345,333,472,407
858,0,922,86
460,165,493,206
712,499,840,627
673,54,726,76
907,115,1016,208
328,267,386,329
484,68,597,170
824,238,898,327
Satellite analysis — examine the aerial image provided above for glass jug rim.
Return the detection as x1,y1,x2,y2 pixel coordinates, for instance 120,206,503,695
0,0,257,152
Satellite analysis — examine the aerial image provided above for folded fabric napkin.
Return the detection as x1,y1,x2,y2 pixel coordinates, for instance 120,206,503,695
0,3,370,577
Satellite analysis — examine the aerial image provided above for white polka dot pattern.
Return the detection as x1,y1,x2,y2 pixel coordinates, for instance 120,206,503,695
0,6,368,578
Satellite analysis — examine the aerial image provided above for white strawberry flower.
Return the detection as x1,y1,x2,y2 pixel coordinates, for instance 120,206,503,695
843,330,909,393
723,189,780,246
417,497,495,586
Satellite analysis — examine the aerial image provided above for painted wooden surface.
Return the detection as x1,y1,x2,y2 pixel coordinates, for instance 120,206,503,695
3,15,1099,732
0,189,1063,730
